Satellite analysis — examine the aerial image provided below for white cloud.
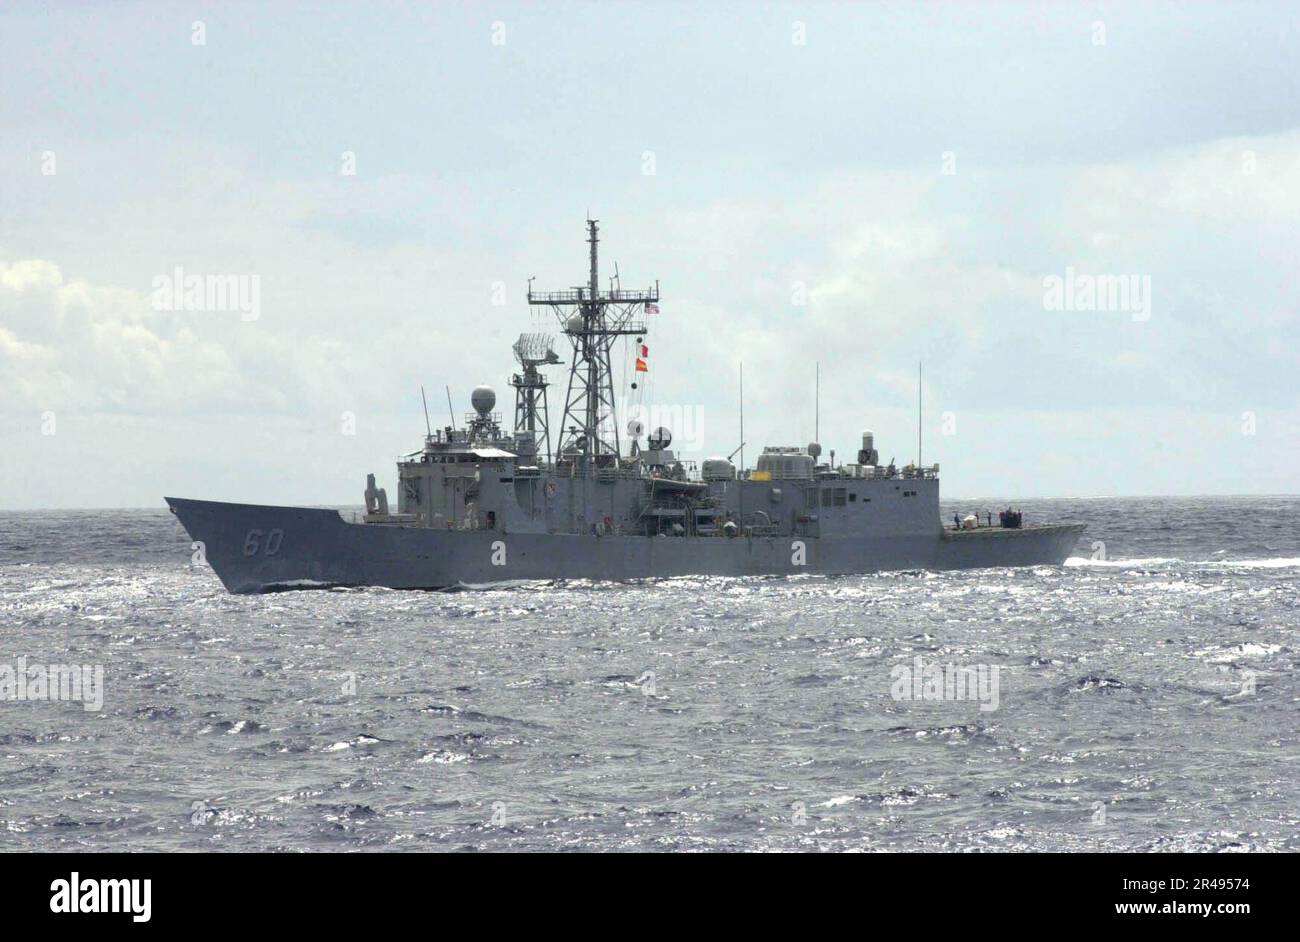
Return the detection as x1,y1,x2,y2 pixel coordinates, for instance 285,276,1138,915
1,259,62,292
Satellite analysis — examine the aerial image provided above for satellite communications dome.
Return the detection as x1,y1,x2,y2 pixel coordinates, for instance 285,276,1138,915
471,385,496,415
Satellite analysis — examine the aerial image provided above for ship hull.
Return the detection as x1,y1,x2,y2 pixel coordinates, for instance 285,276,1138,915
167,497,1085,593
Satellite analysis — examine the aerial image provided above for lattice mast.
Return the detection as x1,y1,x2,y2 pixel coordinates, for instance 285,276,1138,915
527,220,657,470
509,333,559,464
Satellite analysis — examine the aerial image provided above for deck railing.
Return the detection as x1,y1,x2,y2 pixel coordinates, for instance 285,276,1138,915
528,287,659,304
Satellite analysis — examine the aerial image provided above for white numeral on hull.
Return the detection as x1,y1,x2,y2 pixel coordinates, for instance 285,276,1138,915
242,528,284,556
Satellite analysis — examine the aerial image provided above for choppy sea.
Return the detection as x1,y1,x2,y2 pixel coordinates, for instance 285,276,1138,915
1,496,1296,852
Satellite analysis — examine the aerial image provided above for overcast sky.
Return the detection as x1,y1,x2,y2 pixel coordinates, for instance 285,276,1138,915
2,1,1298,508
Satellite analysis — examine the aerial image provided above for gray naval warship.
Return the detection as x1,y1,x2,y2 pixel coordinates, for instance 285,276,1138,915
167,220,1083,593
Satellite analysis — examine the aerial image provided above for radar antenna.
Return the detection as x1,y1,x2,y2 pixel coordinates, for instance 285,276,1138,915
510,332,559,464
528,220,659,471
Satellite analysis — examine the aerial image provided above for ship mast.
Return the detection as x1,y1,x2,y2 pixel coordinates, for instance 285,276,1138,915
528,219,658,471
510,333,559,464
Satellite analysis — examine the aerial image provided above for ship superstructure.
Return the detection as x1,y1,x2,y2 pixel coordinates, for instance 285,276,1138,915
167,221,1083,592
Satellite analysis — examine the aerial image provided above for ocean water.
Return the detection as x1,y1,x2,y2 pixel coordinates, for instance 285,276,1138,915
0,496,1296,852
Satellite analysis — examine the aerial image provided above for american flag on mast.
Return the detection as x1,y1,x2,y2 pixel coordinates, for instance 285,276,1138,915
644,301,659,314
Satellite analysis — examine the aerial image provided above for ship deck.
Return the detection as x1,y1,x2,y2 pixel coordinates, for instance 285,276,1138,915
940,523,1085,540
